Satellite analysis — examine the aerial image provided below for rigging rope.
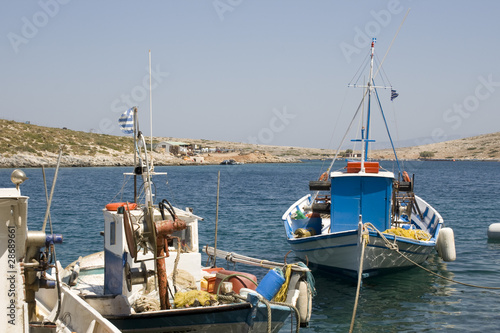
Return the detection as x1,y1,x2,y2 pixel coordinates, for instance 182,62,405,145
317,86,352,180
374,54,392,88
311,88,370,204
373,83,402,175
349,53,371,86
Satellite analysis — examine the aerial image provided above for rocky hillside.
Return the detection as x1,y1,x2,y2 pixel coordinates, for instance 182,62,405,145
372,132,500,161
1,118,499,167
0,119,305,167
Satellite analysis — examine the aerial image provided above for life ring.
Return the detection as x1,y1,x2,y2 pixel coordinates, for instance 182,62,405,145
105,202,138,211
402,171,411,182
319,172,328,181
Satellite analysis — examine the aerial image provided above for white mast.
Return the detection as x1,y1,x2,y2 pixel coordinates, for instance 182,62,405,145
360,38,376,172
149,50,153,153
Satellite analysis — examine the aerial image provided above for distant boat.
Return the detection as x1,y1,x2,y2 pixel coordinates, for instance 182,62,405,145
220,159,242,165
282,39,456,279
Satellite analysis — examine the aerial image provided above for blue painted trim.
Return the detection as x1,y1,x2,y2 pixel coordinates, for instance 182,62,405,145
428,214,436,229
283,219,294,239
422,207,429,219
104,249,124,295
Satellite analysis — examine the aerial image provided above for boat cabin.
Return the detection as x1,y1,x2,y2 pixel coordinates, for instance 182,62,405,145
329,162,394,232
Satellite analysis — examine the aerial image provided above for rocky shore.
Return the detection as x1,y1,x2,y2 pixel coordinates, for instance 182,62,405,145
1,118,499,168
0,151,299,168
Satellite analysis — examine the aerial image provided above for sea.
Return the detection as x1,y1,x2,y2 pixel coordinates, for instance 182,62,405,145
1,160,500,332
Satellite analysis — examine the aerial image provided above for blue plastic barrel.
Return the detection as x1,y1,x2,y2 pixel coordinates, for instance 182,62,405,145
256,269,285,300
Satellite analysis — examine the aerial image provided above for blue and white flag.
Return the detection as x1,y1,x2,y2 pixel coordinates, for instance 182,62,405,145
391,89,399,101
119,108,134,134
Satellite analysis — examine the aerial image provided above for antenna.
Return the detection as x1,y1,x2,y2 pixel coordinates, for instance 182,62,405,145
374,8,411,80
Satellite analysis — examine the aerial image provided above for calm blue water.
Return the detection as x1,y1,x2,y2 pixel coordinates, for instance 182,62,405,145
1,160,500,332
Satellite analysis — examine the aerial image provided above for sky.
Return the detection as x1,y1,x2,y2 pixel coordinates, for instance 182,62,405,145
1,1,500,150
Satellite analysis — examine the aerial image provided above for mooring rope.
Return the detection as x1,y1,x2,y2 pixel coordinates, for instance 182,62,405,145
349,225,369,333
273,301,301,333
349,222,500,332
365,222,500,290
218,292,273,333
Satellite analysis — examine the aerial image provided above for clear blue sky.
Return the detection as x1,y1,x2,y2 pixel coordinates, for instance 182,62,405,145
2,1,499,149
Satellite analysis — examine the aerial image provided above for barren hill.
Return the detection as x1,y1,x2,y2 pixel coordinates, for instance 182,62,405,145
1,118,499,167
371,132,500,161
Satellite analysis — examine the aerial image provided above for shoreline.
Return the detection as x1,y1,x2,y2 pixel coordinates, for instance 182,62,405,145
1,153,498,169
2,119,499,168
0,151,301,169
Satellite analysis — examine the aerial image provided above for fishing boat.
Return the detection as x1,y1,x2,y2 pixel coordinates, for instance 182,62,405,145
61,107,314,332
0,168,120,332
282,38,456,279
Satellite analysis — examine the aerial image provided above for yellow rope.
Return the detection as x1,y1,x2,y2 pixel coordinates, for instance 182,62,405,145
274,265,293,302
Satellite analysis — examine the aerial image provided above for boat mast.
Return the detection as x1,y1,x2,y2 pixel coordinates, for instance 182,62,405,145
149,50,153,153
363,38,376,168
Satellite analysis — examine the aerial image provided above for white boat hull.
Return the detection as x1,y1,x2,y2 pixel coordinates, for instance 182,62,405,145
283,193,442,278
288,230,436,277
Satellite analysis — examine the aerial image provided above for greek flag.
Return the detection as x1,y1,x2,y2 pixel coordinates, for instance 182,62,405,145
119,108,134,134
391,89,399,101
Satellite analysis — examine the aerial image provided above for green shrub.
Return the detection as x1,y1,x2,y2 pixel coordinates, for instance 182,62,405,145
419,151,435,158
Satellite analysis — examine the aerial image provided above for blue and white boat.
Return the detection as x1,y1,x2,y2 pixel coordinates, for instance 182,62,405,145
63,107,313,332
282,39,456,279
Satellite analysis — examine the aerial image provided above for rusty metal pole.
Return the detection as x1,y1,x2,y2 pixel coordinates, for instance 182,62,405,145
155,219,187,310
156,236,170,310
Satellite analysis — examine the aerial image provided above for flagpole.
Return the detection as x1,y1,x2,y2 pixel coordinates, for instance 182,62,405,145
149,50,153,153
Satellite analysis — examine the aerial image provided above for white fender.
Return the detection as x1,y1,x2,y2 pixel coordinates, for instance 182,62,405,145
436,227,456,262
487,223,500,240
296,280,312,327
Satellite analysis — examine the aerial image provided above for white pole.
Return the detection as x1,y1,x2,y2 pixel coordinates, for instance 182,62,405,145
149,49,153,152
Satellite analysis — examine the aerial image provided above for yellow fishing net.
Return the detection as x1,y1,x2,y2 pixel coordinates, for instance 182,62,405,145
383,227,431,241
174,290,218,308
